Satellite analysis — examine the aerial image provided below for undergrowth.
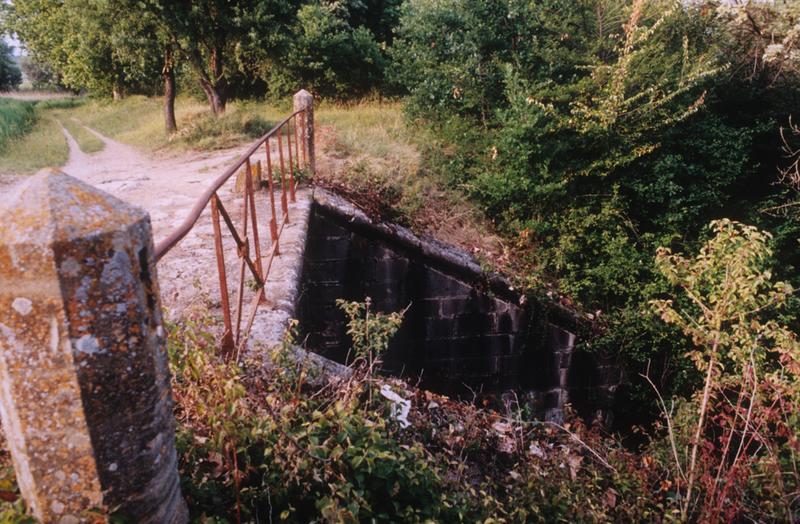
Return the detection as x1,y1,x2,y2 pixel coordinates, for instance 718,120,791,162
167,299,664,523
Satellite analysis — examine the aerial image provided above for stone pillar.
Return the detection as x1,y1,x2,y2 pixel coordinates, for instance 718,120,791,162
293,89,315,175
0,171,188,523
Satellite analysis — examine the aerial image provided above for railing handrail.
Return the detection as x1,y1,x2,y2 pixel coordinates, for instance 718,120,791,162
154,109,305,261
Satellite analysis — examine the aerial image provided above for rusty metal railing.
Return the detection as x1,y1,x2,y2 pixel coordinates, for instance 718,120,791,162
154,106,311,357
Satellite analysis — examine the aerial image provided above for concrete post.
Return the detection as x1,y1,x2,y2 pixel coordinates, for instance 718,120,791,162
0,171,188,523
293,89,315,175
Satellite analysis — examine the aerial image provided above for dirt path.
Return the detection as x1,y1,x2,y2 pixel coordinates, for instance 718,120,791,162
30,123,312,350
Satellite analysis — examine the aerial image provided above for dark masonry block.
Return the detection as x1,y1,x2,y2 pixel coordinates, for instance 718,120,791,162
455,314,492,337
463,356,495,374
306,260,347,277
449,336,481,358
312,214,350,237
538,350,561,388
472,293,495,312
440,297,470,317
492,299,509,315
307,237,351,260
508,308,525,333
543,390,563,410
424,340,452,360
547,324,576,353
307,283,346,303
424,269,471,298
420,298,442,316
376,246,396,260
425,317,455,339
493,356,518,376
507,335,518,353
366,284,396,305
370,257,410,282
495,312,512,333
323,233,351,242
483,334,511,357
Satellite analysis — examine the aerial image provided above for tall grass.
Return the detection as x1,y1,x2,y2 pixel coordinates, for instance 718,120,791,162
0,112,68,175
0,99,36,152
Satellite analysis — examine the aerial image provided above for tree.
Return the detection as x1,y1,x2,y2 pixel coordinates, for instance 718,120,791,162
716,0,800,85
0,41,21,91
7,0,161,98
19,55,59,90
651,219,800,521
142,0,297,116
268,2,385,99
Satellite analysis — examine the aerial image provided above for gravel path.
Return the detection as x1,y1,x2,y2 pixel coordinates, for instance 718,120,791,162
7,123,312,352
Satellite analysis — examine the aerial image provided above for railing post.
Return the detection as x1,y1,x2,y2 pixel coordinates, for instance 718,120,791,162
293,89,314,175
0,171,188,523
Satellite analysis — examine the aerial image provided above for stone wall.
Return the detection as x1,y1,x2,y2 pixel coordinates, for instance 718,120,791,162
297,190,621,421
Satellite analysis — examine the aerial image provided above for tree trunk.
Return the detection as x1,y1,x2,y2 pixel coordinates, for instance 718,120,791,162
198,45,227,115
163,50,177,134
200,79,227,116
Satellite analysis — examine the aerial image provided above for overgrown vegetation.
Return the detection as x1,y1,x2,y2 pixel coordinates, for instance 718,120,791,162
169,254,800,522
2,0,800,520
166,299,656,522
0,42,21,92
0,99,34,151
391,0,800,427
0,100,68,174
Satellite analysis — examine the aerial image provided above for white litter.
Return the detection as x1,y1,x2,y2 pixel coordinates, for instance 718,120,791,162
380,385,411,428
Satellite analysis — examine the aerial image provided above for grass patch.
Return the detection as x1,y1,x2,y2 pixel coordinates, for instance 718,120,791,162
312,100,505,265
0,112,67,175
58,116,104,154
68,95,185,150
171,101,282,150
67,96,289,151
0,99,36,152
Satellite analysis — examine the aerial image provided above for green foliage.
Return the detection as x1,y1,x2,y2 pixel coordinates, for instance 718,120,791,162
0,451,33,523
392,0,800,423
0,110,68,174
18,55,59,90
0,42,22,91
650,220,800,521
168,304,451,522
0,99,35,151
6,0,161,97
267,2,385,99
172,110,275,150
165,302,671,522
59,116,104,154
336,297,404,363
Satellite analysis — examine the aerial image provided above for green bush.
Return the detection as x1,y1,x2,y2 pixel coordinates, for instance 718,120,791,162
0,99,36,152
392,0,800,422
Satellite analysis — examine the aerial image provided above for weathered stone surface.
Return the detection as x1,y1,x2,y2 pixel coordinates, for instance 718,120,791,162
296,189,623,423
297,195,531,395
0,170,187,523
293,89,315,175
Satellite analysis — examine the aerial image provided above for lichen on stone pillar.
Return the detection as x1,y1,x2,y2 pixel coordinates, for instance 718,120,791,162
0,170,188,523
293,89,315,175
